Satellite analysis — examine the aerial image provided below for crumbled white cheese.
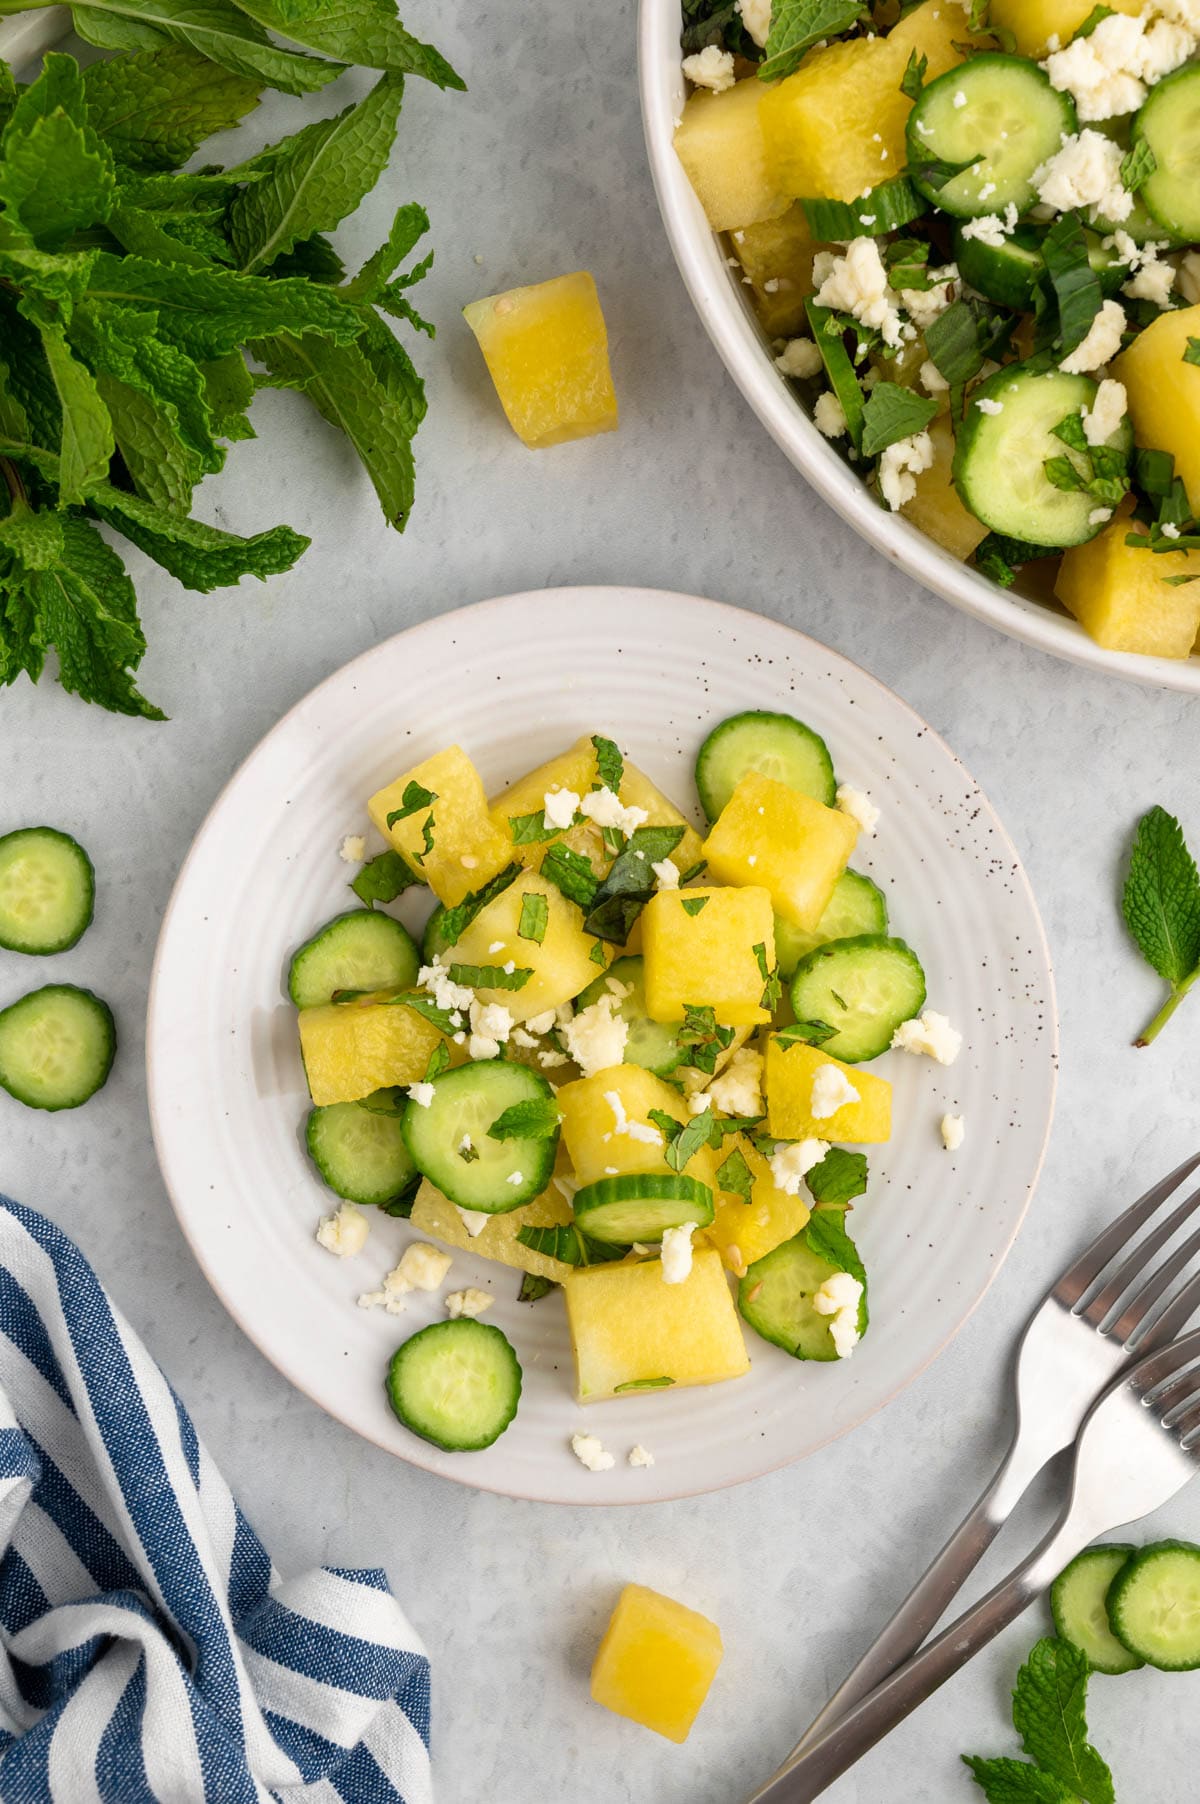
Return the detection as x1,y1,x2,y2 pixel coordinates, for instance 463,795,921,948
418,960,475,1014
511,1027,538,1048
316,1201,369,1258
1082,377,1127,446
445,1287,493,1319
769,1138,831,1194
488,940,506,955
1042,8,1195,123
579,786,649,837
571,1431,616,1472
976,396,1004,416
941,1113,965,1152
505,1170,525,1187
661,1221,697,1285
604,1089,664,1146
878,430,935,511
561,991,628,1077
814,390,849,438
1089,506,1114,524
524,1009,555,1035
628,1444,656,1468
901,270,958,331
1059,299,1127,374
538,1049,570,1069
775,336,824,380
1034,129,1132,223
359,1241,453,1311
652,857,680,889
736,0,772,43
891,1009,963,1064
339,834,366,864
1162,520,1182,539
815,238,904,349
960,204,1019,247
682,44,736,91
456,1205,490,1237
813,1272,864,1358
920,358,949,395
468,998,513,1061
836,783,880,835
810,1064,861,1120
708,1046,765,1118
1123,255,1176,308
407,1080,436,1108
542,786,580,832
952,87,968,106
688,1090,713,1117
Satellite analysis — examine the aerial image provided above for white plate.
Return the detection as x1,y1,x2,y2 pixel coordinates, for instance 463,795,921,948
148,588,1057,1504
638,0,1200,693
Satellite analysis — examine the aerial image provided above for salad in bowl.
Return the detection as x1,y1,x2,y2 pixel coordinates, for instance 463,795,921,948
663,0,1200,666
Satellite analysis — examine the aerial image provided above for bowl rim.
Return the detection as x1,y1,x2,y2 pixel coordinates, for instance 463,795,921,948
637,0,1200,694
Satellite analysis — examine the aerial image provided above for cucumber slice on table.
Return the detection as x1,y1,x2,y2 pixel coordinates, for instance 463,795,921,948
695,709,836,820
953,362,1131,550
953,221,1128,311
738,1219,868,1361
386,1319,522,1452
774,870,889,979
1051,1545,1143,1675
0,827,94,955
306,1098,418,1207
0,984,115,1111
575,956,686,1076
572,1173,714,1245
789,934,926,1063
907,55,1076,218
288,909,420,1008
1107,1539,1200,1670
1133,65,1200,239
401,1060,559,1212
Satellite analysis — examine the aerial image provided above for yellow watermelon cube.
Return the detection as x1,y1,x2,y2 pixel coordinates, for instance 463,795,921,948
1055,514,1200,658
556,1064,721,1192
591,1585,724,1743
702,771,858,931
673,76,790,233
730,204,825,338
988,0,1139,55
1114,303,1200,515
488,737,605,874
706,1135,811,1276
642,886,775,1026
565,1248,750,1400
368,746,514,908
298,991,446,1105
446,870,601,1022
760,35,912,202
408,1176,575,1281
617,764,705,876
902,416,989,561
889,0,986,76
765,1038,891,1143
463,272,618,449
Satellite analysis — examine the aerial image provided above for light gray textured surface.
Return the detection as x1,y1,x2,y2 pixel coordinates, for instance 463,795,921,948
4,7,1200,1799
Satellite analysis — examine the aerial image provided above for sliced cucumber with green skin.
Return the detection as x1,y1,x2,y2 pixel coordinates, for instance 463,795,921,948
1094,190,1184,246
953,362,1132,550
774,871,889,980
805,300,866,452
738,1224,867,1361
386,1319,522,1452
575,956,686,1076
0,984,116,1111
695,709,836,820
0,828,95,955
421,904,452,964
288,909,420,1008
789,935,926,1064
1133,65,1200,240
952,222,1129,311
572,1174,714,1245
401,1060,558,1212
306,1098,417,1207
907,55,1076,218
1107,1539,1200,1671
1051,1545,1143,1675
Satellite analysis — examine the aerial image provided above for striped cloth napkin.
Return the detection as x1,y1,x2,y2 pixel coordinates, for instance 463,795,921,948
0,1196,433,1803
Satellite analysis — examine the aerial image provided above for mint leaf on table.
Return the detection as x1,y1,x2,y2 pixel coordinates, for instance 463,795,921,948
0,55,114,243
963,1756,1080,1802
351,850,417,906
227,0,465,90
89,482,308,590
341,201,430,303
758,0,865,80
81,43,262,169
1011,1639,1113,1804
38,327,115,504
860,381,938,458
86,253,364,357
66,0,344,94
1122,805,1200,1046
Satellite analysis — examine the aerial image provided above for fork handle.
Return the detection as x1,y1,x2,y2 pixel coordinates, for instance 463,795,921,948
788,1429,1045,1756
745,1515,1085,1804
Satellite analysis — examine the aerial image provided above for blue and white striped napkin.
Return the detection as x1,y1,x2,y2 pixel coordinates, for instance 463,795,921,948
0,1195,433,1803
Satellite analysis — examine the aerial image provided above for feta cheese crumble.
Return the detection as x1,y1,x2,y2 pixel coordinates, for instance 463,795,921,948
1042,7,1195,124
468,999,513,1061
579,786,649,837
976,396,1004,415
775,336,824,379
813,1272,865,1358
359,1241,452,1311
1059,298,1127,374
661,1221,697,1285
407,1080,436,1109
810,1064,861,1120
628,1444,656,1468
652,857,681,889
1123,253,1176,308
1082,377,1127,446
571,1432,616,1472
604,1089,664,1146
456,1206,490,1237
920,358,949,395
418,960,475,1014
736,0,772,46
814,238,904,349
682,44,736,91
891,1009,963,1064
900,271,958,331
836,783,880,834
941,1113,965,1152
814,391,849,438
708,1045,765,1118
960,204,1019,247
316,1201,369,1258
1033,130,1133,224
769,1138,831,1194
560,991,628,1077
542,786,580,831
952,87,968,106
878,430,935,511
445,1287,493,1319
339,834,366,864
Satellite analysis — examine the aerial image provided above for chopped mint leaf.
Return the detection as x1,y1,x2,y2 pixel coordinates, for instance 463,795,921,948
900,48,927,98
423,1042,450,1082
591,733,623,792
229,0,464,91
663,1108,716,1173
613,1376,675,1392
588,938,608,966
759,0,866,81
1042,210,1102,357
679,1003,735,1075
775,1019,838,1047
1120,137,1157,195
678,859,708,883
681,895,709,916
806,1147,868,1206
457,1139,480,1163
518,893,548,944
717,1144,755,1203
861,381,938,458
518,1272,555,1301
509,810,566,844
1134,446,1176,497
583,824,685,944
516,1224,626,1266
541,844,599,911
752,942,770,981
1122,805,1200,1045
804,1211,868,1304
974,532,1048,588
445,962,532,992
907,151,983,192
1185,337,1200,368
436,864,521,946
351,850,418,906
681,0,756,57
884,236,932,291
395,993,458,1035
488,1097,560,1141
376,1172,421,1217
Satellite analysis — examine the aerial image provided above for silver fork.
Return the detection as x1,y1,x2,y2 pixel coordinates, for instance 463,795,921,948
749,1324,1200,1803
787,1149,1200,1759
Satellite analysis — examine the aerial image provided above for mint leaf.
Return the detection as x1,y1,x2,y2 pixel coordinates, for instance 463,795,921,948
975,532,1048,588
541,843,599,911
200,351,255,442
40,327,114,503
87,253,364,358
805,1147,868,1206
71,303,224,475
963,1756,1080,1802
89,481,307,591
775,1019,837,1047
681,895,708,916
386,779,436,825
0,55,115,244
1072,3,1114,35
1185,337,1200,369
445,962,532,992
351,850,417,906
679,1003,734,1075
584,824,685,944
95,372,200,511
663,1107,715,1173
1011,1639,1113,1804
226,0,465,90
342,201,430,302
435,865,522,946
422,1041,450,1082
759,0,865,80
509,809,565,844
804,1210,869,1336
591,733,624,792
861,381,938,458
717,1144,754,1203
1041,210,1102,357
515,1224,626,1266
518,1272,556,1302
1122,805,1200,1044
81,43,261,170
518,892,548,944
1119,138,1157,196
613,1376,675,1392
488,1097,560,1141
900,48,927,99
69,0,344,96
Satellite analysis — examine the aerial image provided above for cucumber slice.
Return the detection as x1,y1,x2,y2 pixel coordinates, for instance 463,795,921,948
952,221,1129,311
953,362,1132,550
907,55,1077,218
288,909,420,1008
774,870,889,979
738,1219,868,1361
1051,1545,1143,1675
1107,1539,1200,1671
422,904,452,963
572,1173,714,1245
801,176,926,241
1094,189,1183,246
401,1060,558,1212
306,1098,418,1207
0,984,115,1111
386,1319,522,1452
804,299,866,452
789,934,926,1063
575,956,686,1076
1133,65,1200,240
0,827,95,955
695,708,836,821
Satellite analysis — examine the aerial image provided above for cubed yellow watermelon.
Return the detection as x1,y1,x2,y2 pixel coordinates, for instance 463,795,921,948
488,737,605,873
702,771,858,930
988,0,1140,56
408,1176,575,1281
706,1135,811,1276
643,886,775,1026
1114,303,1200,514
447,870,601,1021
616,765,705,876
591,1585,724,1743
298,991,446,1105
765,1038,891,1143
368,746,514,907
889,0,985,76
464,272,618,449
556,1064,721,1192
731,204,826,338
760,35,911,202
902,416,989,561
673,77,790,233
565,1248,750,1400
1055,514,1200,657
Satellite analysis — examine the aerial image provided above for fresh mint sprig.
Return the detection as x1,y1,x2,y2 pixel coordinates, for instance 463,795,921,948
1121,806,1200,1046
964,1637,1114,1804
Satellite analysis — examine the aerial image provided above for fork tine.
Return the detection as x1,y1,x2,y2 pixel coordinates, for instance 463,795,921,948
1133,1266,1200,1354
1097,1203,1200,1343
1126,1324,1200,1395
1052,1150,1200,1309
1143,1354,1200,1420
1075,1183,1200,1328
1170,1398,1200,1441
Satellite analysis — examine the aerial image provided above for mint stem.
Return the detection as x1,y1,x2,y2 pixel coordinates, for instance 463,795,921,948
1135,963,1200,1046
0,455,27,509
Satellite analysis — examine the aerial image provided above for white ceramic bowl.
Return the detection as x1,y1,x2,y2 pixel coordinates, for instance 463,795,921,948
638,0,1200,693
